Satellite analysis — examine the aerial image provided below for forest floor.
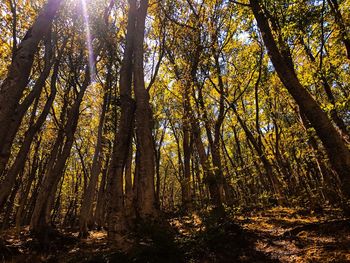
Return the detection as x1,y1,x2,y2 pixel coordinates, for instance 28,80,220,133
1,207,350,263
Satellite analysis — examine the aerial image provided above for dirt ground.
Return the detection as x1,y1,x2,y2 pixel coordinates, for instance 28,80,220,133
0,207,349,262
237,207,350,263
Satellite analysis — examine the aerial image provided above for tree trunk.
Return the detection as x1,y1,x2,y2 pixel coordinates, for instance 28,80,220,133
232,104,284,203
30,70,89,234
182,120,192,211
107,0,136,245
133,0,157,219
125,142,134,218
15,137,41,231
79,93,108,237
327,0,350,59
94,148,110,229
0,56,59,211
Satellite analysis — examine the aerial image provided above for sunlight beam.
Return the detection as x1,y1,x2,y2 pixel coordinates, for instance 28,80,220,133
81,0,96,82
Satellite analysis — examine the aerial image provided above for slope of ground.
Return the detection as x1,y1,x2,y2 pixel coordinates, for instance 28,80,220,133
236,207,350,262
0,207,349,262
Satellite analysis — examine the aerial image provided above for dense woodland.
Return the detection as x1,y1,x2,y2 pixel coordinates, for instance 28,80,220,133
0,0,350,262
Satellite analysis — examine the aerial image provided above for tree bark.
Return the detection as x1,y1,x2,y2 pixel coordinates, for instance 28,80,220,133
30,69,90,234
107,0,136,245
133,0,157,219
79,92,108,237
0,55,59,211
182,112,193,210
327,0,350,59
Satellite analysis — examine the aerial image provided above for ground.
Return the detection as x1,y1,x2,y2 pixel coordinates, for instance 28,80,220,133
0,207,349,262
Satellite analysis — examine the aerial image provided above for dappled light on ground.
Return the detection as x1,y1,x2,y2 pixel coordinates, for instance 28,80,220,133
237,207,350,262
2,208,349,262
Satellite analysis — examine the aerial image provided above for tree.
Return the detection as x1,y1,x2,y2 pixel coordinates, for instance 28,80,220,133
250,0,350,202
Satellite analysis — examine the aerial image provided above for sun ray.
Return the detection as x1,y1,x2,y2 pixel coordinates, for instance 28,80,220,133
81,0,96,82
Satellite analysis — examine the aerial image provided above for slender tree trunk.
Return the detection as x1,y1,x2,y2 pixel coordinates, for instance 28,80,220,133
15,137,41,231
0,34,54,176
0,57,59,211
300,37,350,143
154,122,166,209
191,119,223,212
182,121,192,210
30,71,89,235
94,148,110,229
232,104,284,203
79,93,108,237
23,157,47,225
167,39,223,211
2,178,20,230
327,0,350,59
125,142,134,218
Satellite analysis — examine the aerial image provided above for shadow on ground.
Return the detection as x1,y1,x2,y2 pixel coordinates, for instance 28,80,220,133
0,213,279,263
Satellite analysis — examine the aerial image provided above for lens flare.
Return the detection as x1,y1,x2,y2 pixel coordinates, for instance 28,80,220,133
81,0,96,82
